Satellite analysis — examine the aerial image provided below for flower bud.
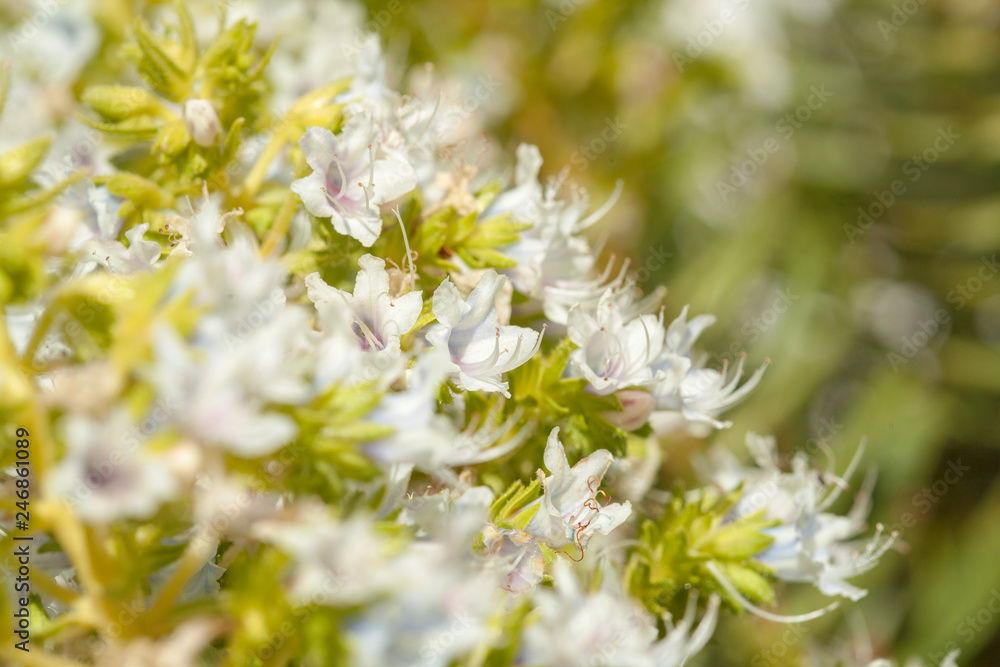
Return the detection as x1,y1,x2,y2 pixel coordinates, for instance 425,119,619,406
184,99,221,147
602,389,656,432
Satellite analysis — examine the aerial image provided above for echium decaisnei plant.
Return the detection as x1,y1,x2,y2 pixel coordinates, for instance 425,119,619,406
0,4,909,666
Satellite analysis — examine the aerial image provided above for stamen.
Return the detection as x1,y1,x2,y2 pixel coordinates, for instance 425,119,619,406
462,327,503,374
575,178,624,232
332,154,347,190
413,94,441,143
555,525,588,562
818,437,868,512
353,317,381,350
363,143,376,213
587,475,601,496
706,561,839,623
359,182,370,211
320,186,348,215
392,207,417,289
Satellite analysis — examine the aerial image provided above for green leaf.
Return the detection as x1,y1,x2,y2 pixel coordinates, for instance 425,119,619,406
450,210,477,243
557,378,621,413
540,337,575,387
103,173,174,209
703,512,776,560
718,561,776,607
132,20,191,100
155,120,191,156
81,86,163,122
490,478,541,523
0,137,50,189
413,206,451,256
180,152,210,181
454,246,518,270
220,117,245,165
469,214,533,248
507,502,540,531
56,289,117,349
559,410,628,458
79,114,162,140
173,0,198,69
319,422,396,442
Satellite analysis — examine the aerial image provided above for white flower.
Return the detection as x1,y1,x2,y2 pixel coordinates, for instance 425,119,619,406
157,191,231,259
700,433,896,604
520,427,632,550
481,143,544,231
340,35,393,116
519,561,658,667
647,594,721,667
367,352,526,469
348,560,501,667
312,307,394,390
291,114,416,246
151,313,311,457
567,290,668,395
337,489,504,667
398,486,494,546
170,199,285,334
305,254,422,354
481,525,545,594
379,90,453,190
69,186,123,251
649,306,767,430
534,246,643,327
253,506,389,605
366,353,530,513
426,270,543,397
483,143,631,325
184,99,221,147
84,222,161,274
45,411,177,524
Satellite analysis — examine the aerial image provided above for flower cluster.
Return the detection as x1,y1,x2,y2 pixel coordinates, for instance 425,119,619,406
0,3,910,666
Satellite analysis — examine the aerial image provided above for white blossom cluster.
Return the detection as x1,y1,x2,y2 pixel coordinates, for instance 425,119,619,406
0,3,912,665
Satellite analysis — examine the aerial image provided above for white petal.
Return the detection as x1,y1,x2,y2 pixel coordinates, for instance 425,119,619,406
431,279,463,328
383,291,423,338
541,427,570,484
369,158,416,205
566,305,598,347
291,171,339,219
513,143,543,187
330,209,382,247
338,112,376,162
124,223,161,268
589,501,632,535
455,370,509,397
297,126,341,176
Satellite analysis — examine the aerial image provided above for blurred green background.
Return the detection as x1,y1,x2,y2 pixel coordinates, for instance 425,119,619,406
363,0,1000,664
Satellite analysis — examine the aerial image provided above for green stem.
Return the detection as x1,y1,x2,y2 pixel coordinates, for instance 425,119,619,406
145,526,217,628
260,189,299,257
241,127,288,201
19,304,55,377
